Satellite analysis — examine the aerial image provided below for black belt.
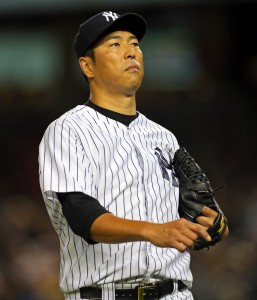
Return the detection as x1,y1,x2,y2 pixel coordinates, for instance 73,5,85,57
80,279,187,299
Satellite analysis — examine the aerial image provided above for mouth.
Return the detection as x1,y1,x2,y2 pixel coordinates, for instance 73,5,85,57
125,63,140,73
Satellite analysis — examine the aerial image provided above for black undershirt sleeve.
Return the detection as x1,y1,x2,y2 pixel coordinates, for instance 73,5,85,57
57,192,110,244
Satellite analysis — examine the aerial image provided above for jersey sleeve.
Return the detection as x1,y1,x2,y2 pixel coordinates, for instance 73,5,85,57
39,117,95,199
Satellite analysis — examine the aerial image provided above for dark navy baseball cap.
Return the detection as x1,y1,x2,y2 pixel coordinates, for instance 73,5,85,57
74,11,147,58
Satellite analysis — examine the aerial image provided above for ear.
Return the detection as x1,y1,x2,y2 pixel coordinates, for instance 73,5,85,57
79,57,94,79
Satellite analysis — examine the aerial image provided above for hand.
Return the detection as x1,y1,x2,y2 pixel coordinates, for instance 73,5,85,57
196,206,218,229
196,206,229,238
144,218,211,252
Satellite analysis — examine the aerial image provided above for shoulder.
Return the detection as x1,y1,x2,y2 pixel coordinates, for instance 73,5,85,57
137,112,176,135
137,112,180,149
58,105,89,123
45,105,92,133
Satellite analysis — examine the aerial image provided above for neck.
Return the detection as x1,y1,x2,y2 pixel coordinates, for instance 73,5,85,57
89,90,137,115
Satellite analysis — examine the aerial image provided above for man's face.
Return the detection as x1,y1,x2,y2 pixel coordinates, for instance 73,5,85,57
90,30,144,95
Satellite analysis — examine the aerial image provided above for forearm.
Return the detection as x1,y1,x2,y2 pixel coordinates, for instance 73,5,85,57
57,191,152,244
90,213,211,252
90,213,150,243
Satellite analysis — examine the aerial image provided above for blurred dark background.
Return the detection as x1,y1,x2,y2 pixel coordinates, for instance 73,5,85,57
0,1,257,299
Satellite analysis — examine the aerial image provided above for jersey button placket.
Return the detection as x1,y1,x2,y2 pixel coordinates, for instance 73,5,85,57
128,130,152,219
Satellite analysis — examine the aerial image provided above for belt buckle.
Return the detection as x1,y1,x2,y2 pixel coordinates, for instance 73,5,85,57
136,282,157,300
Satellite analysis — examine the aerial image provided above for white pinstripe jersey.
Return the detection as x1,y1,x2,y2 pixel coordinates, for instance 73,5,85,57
38,104,193,295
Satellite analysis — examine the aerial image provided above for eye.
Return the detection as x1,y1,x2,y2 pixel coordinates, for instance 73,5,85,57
131,42,139,47
110,42,120,47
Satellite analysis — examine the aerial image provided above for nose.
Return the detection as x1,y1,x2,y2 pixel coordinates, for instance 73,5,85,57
124,45,136,60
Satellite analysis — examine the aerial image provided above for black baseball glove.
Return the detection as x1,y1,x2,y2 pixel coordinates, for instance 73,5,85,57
172,147,227,250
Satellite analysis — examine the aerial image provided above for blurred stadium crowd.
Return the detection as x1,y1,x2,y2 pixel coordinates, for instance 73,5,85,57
0,1,257,299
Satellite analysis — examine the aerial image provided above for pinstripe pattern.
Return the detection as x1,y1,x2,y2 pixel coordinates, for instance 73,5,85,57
38,105,193,297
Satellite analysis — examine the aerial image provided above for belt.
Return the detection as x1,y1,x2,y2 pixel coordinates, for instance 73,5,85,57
80,279,187,299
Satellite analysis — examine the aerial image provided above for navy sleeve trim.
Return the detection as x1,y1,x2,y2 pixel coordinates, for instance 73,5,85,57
57,192,110,244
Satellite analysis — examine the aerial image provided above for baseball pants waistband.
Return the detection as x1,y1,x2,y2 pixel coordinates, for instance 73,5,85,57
80,279,187,299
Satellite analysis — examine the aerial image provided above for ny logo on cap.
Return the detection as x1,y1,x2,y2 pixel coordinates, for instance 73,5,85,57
102,11,119,22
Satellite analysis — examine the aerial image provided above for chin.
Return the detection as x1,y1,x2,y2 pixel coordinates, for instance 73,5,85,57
128,78,143,90
126,84,141,95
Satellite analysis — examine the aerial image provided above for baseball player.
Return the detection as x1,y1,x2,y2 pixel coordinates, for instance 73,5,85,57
39,11,228,300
